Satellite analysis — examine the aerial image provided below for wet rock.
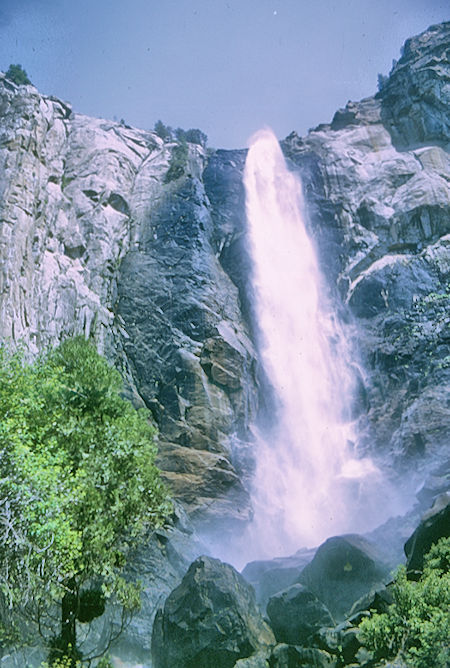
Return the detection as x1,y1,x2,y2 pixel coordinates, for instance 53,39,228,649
267,584,334,645
241,549,315,612
269,644,337,668
405,492,450,579
151,556,275,668
298,535,390,620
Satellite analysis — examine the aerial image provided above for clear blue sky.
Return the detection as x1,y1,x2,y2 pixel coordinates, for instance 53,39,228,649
0,0,448,148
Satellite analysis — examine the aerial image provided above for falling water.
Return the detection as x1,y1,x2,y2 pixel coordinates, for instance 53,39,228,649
242,129,383,561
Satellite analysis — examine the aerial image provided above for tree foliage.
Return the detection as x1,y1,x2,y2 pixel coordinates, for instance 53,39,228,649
5,63,31,85
359,537,450,667
0,338,171,665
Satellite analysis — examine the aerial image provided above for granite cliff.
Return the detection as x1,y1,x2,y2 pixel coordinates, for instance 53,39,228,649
0,20,448,667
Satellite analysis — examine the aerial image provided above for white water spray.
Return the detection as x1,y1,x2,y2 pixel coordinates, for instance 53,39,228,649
242,129,383,561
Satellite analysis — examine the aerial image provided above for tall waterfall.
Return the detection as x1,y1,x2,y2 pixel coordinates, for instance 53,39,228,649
242,129,382,561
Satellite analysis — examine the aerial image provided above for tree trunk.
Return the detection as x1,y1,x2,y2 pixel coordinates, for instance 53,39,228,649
58,577,78,665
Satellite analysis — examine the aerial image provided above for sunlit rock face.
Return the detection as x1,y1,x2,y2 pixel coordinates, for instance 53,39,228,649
0,73,256,528
283,21,450,475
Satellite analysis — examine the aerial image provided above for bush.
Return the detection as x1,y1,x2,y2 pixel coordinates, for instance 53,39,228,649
359,537,450,667
5,63,31,85
164,138,189,183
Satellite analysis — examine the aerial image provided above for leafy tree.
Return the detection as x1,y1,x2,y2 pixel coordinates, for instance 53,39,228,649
359,537,450,667
5,63,31,85
0,338,171,665
184,128,207,147
154,119,172,141
175,127,207,147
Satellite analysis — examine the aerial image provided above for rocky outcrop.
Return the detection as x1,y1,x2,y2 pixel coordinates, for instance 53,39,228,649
378,22,450,148
0,72,257,529
151,555,275,668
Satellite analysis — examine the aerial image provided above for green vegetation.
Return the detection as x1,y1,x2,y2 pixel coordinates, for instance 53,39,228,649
153,120,207,147
359,537,450,667
165,137,189,183
5,63,31,85
0,338,171,665
175,127,207,147
154,119,172,141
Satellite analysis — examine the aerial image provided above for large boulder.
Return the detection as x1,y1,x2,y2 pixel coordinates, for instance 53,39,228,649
405,492,450,579
266,584,334,645
298,535,390,619
151,556,275,668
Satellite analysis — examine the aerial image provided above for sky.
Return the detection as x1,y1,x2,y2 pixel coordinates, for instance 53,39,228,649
0,0,448,148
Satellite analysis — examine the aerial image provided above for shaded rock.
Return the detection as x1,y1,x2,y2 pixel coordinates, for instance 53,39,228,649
152,556,275,668
269,644,337,667
340,627,362,664
234,651,271,667
267,584,334,645
298,535,390,619
405,492,450,579
348,585,394,617
379,22,450,148
241,548,315,612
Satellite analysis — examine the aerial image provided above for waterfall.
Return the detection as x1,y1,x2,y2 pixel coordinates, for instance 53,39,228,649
242,128,383,561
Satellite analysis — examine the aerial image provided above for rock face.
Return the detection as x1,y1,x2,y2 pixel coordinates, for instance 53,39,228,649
151,555,275,668
0,72,256,530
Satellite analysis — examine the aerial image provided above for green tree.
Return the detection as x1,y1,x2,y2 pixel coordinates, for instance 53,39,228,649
154,119,172,141
359,537,450,667
0,338,171,665
5,63,31,85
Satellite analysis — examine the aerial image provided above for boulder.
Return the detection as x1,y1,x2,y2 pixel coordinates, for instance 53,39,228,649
298,535,390,619
241,548,315,612
266,584,334,645
269,644,337,667
405,492,450,579
151,556,275,668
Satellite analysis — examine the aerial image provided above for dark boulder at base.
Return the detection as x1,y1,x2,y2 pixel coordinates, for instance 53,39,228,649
151,555,275,668
405,492,450,579
298,535,390,619
266,584,334,645
269,644,337,667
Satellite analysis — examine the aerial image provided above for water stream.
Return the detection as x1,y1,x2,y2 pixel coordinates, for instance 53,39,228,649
241,129,383,562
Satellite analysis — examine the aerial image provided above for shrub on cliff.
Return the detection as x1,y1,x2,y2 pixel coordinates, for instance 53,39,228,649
359,537,450,667
0,337,171,666
164,137,189,183
5,63,31,85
